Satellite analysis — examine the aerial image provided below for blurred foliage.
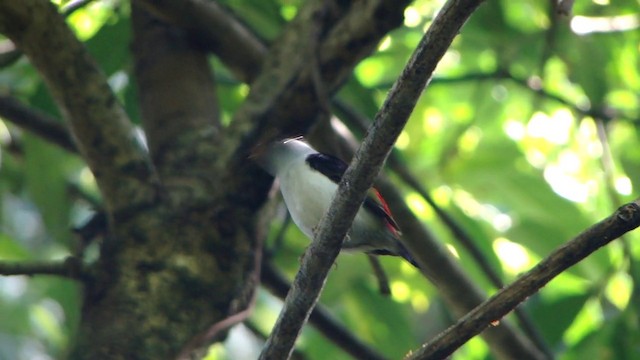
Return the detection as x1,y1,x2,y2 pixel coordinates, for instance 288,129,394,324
1,0,639,359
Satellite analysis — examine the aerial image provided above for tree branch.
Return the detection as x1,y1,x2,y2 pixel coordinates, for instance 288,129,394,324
0,94,77,153
0,0,159,214
410,200,640,359
0,257,85,279
131,5,221,206
259,0,485,358
0,0,94,68
261,262,388,360
134,0,266,84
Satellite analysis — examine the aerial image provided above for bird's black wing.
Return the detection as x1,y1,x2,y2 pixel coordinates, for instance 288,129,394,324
305,153,346,184
306,153,400,233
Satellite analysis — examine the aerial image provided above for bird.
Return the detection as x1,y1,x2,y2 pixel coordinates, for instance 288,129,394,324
253,137,419,268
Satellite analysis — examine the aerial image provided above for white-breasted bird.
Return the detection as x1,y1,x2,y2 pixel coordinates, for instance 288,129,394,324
253,138,418,268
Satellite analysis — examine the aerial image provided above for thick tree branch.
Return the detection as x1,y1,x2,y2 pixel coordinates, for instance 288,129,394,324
134,0,266,84
259,0,486,359
0,94,77,153
0,0,94,68
0,257,85,279
0,0,159,214
131,5,221,206
410,200,640,359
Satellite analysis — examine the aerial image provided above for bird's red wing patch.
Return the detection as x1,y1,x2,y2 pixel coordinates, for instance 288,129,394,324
371,188,401,236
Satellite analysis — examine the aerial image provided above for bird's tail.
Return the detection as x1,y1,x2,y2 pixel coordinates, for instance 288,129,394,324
395,241,420,269
368,239,420,269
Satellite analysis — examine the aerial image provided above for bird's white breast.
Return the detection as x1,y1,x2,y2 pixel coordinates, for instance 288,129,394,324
278,161,337,238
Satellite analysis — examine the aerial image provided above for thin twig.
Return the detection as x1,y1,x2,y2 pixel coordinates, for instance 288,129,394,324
367,254,391,296
0,94,77,153
409,200,640,359
0,257,85,279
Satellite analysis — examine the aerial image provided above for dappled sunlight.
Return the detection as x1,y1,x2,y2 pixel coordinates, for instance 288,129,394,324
391,281,411,302
453,189,513,232
571,14,640,35
478,50,498,73
526,110,573,145
422,107,444,135
404,7,423,28
492,237,532,274
543,165,595,203
605,271,633,310
432,185,452,207
377,36,392,52
503,119,526,141
438,50,461,72
455,336,490,360
30,299,66,351
66,1,115,40
411,291,430,313
446,244,459,259
405,192,432,219
391,280,430,313
396,130,411,149
457,126,482,154
280,4,297,21
354,58,386,87
77,167,98,194
509,111,611,204
614,176,632,195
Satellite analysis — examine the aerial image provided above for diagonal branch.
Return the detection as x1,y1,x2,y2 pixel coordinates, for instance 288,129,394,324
410,200,640,359
0,0,159,214
0,94,77,153
259,0,487,359
0,0,95,69
261,262,389,360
